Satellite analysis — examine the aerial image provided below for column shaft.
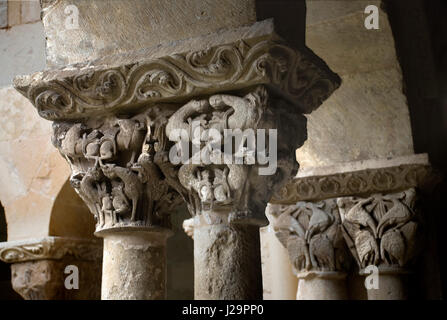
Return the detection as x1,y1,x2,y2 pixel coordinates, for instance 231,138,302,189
194,223,262,300
100,230,170,300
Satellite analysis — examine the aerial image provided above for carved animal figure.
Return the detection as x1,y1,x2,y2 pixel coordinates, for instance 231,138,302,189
380,228,406,266
114,119,146,166
79,169,105,227
102,164,143,222
166,99,210,138
208,87,266,131
354,229,379,268
343,198,378,238
377,196,413,238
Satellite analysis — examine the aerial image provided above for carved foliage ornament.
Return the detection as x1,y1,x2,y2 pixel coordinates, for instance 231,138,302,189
337,188,421,271
271,200,350,275
14,39,340,121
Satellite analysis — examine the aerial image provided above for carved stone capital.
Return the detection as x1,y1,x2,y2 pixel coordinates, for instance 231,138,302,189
338,188,421,274
51,107,183,233
268,200,351,277
0,237,102,300
166,85,308,226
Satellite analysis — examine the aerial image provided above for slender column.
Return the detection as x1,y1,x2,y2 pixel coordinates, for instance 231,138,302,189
0,237,102,300
270,201,351,300
193,213,263,300
99,229,171,300
260,210,298,300
338,188,421,300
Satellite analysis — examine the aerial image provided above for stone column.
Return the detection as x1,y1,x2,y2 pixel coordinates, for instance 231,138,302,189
14,11,340,299
269,201,350,300
0,237,102,300
338,188,421,300
270,154,436,300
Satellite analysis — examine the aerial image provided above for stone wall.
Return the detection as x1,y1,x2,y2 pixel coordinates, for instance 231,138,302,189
297,0,414,167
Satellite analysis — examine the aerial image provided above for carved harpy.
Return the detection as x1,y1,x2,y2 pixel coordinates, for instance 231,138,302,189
270,200,350,275
14,38,340,121
338,188,421,271
51,106,183,232
166,86,307,223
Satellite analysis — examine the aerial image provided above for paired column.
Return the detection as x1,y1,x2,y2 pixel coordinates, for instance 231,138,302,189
270,154,435,300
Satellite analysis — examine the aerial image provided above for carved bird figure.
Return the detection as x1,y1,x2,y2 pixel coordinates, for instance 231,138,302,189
354,229,379,268
377,197,413,238
380,228,406,267
344,198,378,238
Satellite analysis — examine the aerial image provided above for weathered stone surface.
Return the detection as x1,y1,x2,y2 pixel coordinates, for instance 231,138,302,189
100,230,170,300
11,259,101,300
21,0,40,24
193,219,262,300
0,236,102,300
297,2,414,168
0,23,46,87
41,0,258,67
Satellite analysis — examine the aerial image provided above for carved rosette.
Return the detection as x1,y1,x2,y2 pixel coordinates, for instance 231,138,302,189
52,107,184,233
269,200,351,278
337,188,421,274
165,85,308,226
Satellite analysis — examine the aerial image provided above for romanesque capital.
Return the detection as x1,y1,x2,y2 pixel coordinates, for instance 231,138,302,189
337,188,421,274
51,107,183,233
269,200,350,278
0,237,102,300
167,85,307,226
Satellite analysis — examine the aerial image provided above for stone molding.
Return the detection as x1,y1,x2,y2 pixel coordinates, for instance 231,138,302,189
0,237,103,263
13,20,340,121
271,154,436,204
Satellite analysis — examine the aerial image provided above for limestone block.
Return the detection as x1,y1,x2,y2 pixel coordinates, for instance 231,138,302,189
297,1,415,168
0,22,46,87
7,0,20,27
0,0,7,29
21,0,40,24
41,0,258,67
0,86,93,240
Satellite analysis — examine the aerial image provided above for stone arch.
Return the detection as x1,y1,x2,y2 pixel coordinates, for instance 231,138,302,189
0,202,21,299
49,179,96,239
